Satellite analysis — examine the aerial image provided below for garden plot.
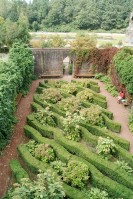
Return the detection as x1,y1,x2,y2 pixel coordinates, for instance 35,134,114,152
7,80,133,199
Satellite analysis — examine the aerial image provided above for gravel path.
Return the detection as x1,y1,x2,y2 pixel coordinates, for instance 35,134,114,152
0,77,132,198
96,80,133,153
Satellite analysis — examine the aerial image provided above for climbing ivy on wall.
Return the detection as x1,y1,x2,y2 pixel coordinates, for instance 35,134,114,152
113,48,133,95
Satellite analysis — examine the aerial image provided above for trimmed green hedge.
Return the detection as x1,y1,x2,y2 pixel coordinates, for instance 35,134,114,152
24,125,133,199
82,101,113,119
26,116,133,190
33,94,65,117
10,160,29,183
102,113,121,133
80,121,129,150
18,144,89,199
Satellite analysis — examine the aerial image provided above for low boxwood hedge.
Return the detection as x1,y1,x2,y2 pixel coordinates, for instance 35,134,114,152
26,116,133,190
24,125,133,199
102,113,121,133
10,160,29,183
18,144,89,199
80,121,129,150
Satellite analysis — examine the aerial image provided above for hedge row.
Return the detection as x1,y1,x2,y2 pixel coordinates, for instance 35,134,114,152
82,101,113,119
51,111,133,168
0,42,34,151
102,113,121,133
26,115,133,190
18,144,89,199
31,101,128,151
24,125,133,199
80,121,129,150
10,159,29,183
71,80,100,93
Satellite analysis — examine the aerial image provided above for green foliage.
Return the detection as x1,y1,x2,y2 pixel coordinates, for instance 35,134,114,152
61,83,78,95
51,160,66,175
6,170,65,199
0,42,33,151
26,140,55,163
63,160,89,189
62,112,81,142
95,74,118,97
68,63,73,75
57,96,81,112
42,35,66,48
115,160,133,175
85,188,109,199
34,144,55,163
96,137,116,159
77,89,93,102
113,48,133,94
10,160,29,183
33,108,56,127
39,88,62,104
128,108,133,132
80,105,104,127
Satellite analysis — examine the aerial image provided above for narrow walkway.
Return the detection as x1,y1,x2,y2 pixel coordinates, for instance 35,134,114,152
96,80,133,153
0,80,41,198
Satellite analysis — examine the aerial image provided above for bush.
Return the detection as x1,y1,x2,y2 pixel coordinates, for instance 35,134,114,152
86,187,109,199
39,88,62,104
128,108,133,132
6,170,65,199
0,42,34,151
51,160,66,175
33,108,56,127
96,137,116,159
115,160,133,175
63,160,89,189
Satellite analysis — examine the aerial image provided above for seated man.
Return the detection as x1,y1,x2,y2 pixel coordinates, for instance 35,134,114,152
117,91,125,104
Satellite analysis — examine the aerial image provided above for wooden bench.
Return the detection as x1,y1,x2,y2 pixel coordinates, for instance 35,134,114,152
75,74,95,78
40,74,63,78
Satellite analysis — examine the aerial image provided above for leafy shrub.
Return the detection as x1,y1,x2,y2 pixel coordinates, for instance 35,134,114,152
85,187,109,199
26,140,55,163
39,88,62,104
80,105,104,127
115,160,133,175
77,89,93,101
47,80,67,88
57,96,81,112
51,160,66,175
60,83,78,95
63,160,89,189
96,137,116,159
62,112,81,141
6,170,65,199
33,108,56,127
95,73,104,79
34,144,55,163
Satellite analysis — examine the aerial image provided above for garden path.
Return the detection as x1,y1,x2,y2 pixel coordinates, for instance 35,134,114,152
94,80,133,154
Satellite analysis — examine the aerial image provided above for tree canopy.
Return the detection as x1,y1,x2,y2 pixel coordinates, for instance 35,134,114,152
0,0,132,32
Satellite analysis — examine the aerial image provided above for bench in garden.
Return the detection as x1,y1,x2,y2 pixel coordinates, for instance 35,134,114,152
75,74,95,78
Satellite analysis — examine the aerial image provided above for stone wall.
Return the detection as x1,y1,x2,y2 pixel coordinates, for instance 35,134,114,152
32,48,70,77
